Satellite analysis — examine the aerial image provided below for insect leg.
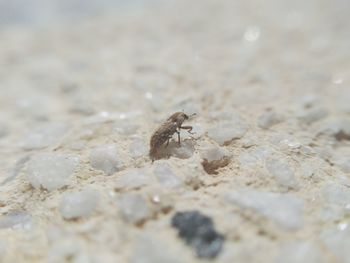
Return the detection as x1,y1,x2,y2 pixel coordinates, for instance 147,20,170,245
176,131,181,146
180,125,195,134
165,138,170,147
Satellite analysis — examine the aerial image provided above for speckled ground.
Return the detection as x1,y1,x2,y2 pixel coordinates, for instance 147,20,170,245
0,0,349,262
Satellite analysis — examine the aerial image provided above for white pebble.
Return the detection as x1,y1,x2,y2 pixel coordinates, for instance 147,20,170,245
226,189,304,230
321,225,350,262
60,190,99,220
90,145,120,175
239,146,273,167
169,139,195,159
297,107,328,125
334,158,350,173
275,242,325,263
257,111,283,129
115,169,154,190
322,183,350,207
0,211,32,229
154,163,182,188
21,122,70,150
129,138,148,158
265,158,298,189
113,121,139,135
208,119,247,145
118,193,152,224
130,234,184,263
201,146,230,162
26,154,79,191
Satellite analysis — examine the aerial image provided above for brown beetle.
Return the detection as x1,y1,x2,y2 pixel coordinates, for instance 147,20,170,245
149,112,195,161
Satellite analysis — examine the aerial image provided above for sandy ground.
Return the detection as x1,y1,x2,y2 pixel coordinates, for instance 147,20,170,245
0,0,349,262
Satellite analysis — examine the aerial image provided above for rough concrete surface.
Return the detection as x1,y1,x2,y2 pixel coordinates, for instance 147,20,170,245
0,0,349,262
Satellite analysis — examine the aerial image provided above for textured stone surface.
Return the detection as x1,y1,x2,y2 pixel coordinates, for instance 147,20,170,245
26,154,79,191
118,193,153,225
0,0,348,262
226,190,304,230
90,145,121,175
60,190,99,219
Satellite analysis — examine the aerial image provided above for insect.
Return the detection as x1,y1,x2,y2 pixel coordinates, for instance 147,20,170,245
149,112,195,161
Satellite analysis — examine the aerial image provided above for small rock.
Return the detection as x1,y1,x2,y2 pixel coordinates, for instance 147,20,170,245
202,158,230,175
47,238,87,263
155,139,195,160
322,183,350,207
334,158,350,173
129,138,148,158
318,119,350,141
297,107,328,125
0,211,32,229
169,139,195,159
239,146,273,167
26,153,79,191
171,210,224,259
2,155,30,185
21,122,70,150
154,163,182,188
115,169,154,190
265,158,298,189
226,189,304,230
321,224,350,263
113,121,139,135
207,118,247,145
90,145,120,175
201,146,229,162
149,192,174,214
130,234,184,263
60,190,99,220
257,110,283,129
276,242,325,263
118,193,153,225
201,146,230,174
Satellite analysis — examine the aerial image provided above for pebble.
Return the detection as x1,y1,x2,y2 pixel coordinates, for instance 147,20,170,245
322,183,350,207
26,153,79,191
207,118,247,145
130,234,184,263
297,107,328,125
21,122,70,150
118,193,152,225
275,242,325,263
319,119,350,139
265,158,298,189
257,110,283,129
201,146,230,162
153,162,182,188
90,145,121,175
168,139,195,159
129,137,148,158
334,158,350,173
60,190,99,220
113,121,139,135
0,211,32,229
47,238,87,263
226,189,304,230
115,169,154,190
321,224,350,263
239,146,273,167
171,210,224,259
